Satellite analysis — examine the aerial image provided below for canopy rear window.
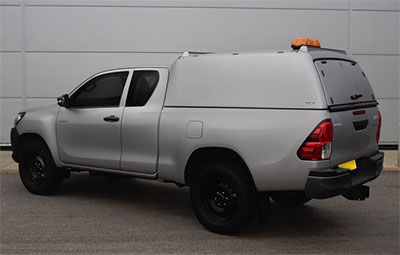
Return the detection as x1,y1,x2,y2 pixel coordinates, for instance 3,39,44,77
315,60,376,106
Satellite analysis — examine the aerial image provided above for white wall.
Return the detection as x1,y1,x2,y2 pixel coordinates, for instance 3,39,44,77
1,0,399,144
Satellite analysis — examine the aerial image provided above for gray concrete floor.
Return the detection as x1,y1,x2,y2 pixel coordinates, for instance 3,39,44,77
383,150,400,169
1,171,399,254
0,151,18,171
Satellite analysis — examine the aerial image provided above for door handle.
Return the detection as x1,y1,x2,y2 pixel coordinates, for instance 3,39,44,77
351,94,363,100
103,115,120,122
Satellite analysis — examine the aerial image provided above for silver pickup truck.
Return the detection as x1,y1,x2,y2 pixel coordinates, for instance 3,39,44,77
11,39,384,234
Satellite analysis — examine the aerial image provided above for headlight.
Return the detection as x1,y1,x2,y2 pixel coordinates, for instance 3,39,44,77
14,112,26,127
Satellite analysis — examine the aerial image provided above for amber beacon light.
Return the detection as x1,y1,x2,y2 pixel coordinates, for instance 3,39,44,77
291,37,321,49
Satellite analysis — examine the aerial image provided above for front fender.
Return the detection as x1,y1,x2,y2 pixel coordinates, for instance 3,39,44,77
16,104,62,167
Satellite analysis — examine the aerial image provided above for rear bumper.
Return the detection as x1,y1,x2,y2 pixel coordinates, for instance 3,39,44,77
10,127,19,162
305,151,384,199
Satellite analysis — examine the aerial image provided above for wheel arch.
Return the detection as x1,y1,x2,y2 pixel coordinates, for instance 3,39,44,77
15,133,50,162
184,147,255,187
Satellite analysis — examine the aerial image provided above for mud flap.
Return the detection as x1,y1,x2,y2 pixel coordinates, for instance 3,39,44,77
256,192,270,224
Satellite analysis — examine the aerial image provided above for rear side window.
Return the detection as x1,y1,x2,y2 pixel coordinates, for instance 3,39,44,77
126,71,159,107
71,71,128,107
315,60,375,106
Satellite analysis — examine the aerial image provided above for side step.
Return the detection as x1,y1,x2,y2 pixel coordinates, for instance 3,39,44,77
343,185,370,201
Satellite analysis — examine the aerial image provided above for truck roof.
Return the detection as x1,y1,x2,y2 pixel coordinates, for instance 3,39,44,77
180,47,353,62
93,47,353,73
165,47,349,110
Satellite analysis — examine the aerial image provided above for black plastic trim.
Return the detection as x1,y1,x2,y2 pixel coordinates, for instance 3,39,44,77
313,57,353,63
328,101,378,112
10,128,19,162
305,151,384,199
353,119,369,131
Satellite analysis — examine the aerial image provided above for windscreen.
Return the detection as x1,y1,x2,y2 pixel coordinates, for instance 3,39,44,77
315,60,375,106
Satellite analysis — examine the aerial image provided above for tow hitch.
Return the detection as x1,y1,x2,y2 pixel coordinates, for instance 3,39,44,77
343,185,370,201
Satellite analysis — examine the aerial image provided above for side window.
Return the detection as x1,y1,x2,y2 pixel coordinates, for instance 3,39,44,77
126,71,159,107
70,71,129,108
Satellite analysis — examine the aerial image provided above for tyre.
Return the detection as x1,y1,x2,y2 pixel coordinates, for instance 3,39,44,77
190,162,256,234
270,191,311,206
19,141,63,195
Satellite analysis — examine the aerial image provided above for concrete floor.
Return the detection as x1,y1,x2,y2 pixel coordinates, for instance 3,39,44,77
383,150,400,169
0,171,399,254
0,151,18,171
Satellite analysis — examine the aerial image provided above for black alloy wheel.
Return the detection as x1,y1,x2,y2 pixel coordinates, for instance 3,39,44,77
191,162,256,234
202,179,239,223
28,155,46,185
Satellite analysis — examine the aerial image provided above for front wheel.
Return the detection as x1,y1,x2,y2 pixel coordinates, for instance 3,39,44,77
19,141,63,195
190,163,256,234
270,191,311,206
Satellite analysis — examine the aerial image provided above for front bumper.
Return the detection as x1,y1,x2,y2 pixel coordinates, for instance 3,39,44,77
10,127,19,162
305,151,384,199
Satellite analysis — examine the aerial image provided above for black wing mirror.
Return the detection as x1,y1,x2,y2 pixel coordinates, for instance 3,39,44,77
57,94,70,108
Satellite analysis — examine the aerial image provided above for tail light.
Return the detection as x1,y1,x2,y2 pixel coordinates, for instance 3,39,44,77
376,111,382,143
297,120,333,160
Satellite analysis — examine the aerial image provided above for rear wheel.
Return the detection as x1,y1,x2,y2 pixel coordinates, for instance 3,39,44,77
190,163,256,234
19,141,63,195
270,191,311,206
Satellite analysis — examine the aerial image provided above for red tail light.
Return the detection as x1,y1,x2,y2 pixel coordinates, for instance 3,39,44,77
376,111,382,143
297,120,333,160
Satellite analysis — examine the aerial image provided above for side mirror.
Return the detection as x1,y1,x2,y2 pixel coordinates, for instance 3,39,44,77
57,94,70,108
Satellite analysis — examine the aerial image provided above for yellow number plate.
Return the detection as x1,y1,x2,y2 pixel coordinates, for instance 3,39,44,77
338,160,357,171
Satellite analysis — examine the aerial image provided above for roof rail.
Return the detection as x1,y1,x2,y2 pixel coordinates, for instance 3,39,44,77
181,51,213,57
306,47,347,55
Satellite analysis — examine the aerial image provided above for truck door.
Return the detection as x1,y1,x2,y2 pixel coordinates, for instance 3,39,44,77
120,68,169,174
57,69,132,170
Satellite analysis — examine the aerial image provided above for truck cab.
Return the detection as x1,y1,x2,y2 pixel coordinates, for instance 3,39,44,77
56,68,168,176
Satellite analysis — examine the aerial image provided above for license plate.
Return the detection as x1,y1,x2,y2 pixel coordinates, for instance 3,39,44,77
338,160,357,171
